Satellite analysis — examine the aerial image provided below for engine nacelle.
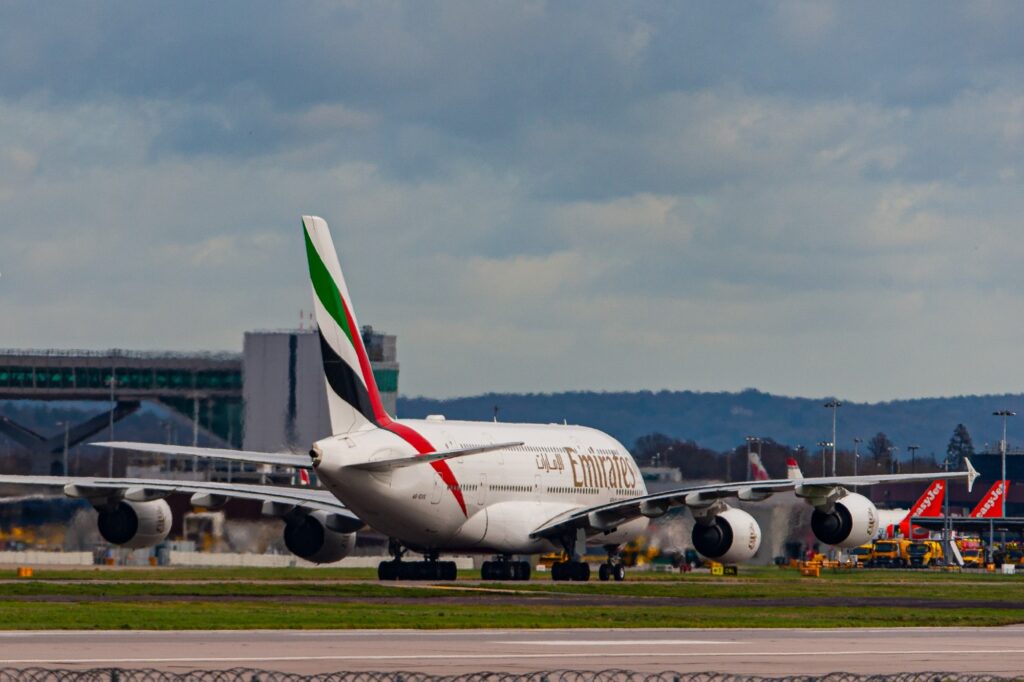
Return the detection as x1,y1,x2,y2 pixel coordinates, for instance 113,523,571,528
811,492,878,548
283,511,356,564
691,507,762,563
97,499,172,549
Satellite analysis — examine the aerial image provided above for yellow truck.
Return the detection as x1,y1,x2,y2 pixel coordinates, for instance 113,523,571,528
907,540,943,568
848,543,874,567
957,540,986,568
870,539,911,567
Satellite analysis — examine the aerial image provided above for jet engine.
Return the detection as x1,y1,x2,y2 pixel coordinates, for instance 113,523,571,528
97,499,172,549
810,492,878,548
691,507,762,563
283,510,356,564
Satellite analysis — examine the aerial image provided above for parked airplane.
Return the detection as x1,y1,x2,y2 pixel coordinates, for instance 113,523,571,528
878,480,945,539
0,216,980,581
912,479,1024,533
969,480,1008,519
748,452,770,481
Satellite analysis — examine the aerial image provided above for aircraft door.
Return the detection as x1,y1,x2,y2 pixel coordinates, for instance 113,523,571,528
477,474,487,506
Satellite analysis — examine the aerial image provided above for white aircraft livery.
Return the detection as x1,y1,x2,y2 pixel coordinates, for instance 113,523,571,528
0,216,980,581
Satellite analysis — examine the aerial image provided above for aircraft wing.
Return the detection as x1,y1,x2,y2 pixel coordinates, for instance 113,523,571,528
529,464,978,540
93,442,313,469
0,475,363,531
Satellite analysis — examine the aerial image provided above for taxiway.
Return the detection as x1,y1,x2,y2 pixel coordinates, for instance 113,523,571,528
0,626,1021,675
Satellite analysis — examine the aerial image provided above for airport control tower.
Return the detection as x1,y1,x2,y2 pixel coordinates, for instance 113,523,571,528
242,326,398,453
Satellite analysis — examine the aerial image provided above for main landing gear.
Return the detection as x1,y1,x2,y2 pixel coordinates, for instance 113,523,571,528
598,545,626,582
550,559,590,581
481,555,531,581
549,535,627,582
377,542,457,581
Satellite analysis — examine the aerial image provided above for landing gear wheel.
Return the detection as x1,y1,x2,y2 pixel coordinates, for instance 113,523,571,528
551,561,566,581
613,564,626,581
517,561,531,581
599,563,611,581
377,560,399,581
441,561,457,581
572,561,591,582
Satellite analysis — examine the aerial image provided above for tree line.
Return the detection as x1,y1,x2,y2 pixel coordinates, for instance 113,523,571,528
631,423,977,481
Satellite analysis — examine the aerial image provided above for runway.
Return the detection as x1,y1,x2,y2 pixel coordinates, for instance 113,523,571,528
0,627,1022,675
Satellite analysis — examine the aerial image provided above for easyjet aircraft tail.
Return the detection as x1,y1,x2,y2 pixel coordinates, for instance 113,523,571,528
970,480,1008,518
303,215,392,435
889,480,945,539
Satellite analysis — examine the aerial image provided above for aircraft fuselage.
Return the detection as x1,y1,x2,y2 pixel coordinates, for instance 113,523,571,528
314,418,650,554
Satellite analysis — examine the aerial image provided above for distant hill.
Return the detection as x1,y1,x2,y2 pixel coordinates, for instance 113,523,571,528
398,389,1024,459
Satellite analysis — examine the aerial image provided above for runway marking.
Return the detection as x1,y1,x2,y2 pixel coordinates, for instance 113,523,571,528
494,640,730,646
3,649,1024,665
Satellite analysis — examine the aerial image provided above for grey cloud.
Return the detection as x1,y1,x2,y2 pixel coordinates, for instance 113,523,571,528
6,3,1024,401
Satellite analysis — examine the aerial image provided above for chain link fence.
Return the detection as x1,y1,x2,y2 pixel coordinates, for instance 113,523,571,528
0,671,1018,682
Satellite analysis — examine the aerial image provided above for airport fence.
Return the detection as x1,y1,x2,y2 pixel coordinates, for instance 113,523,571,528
0,671,1019,682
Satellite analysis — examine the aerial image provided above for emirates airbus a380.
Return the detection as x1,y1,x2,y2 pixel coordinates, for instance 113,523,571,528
0,216,979,581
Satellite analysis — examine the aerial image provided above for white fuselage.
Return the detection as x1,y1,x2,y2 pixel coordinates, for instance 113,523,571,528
313,418,649,554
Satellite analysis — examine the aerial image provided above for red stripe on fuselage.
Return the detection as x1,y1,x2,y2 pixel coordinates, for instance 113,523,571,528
337,293,468,516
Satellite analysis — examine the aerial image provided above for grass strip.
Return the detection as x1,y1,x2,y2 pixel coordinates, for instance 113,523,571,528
0,599,1021,630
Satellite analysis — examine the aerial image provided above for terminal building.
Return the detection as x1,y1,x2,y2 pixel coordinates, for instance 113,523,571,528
0,326,399,473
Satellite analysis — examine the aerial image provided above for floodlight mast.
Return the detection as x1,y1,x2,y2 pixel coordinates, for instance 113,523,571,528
817,440,832,477
824,400,841,476
993,410,1016,519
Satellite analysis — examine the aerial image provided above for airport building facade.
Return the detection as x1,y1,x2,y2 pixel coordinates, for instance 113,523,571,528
0,326,399,469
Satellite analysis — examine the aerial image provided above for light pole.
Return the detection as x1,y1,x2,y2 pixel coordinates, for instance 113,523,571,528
817,440,832,477
907,445,920,474
993,410,1015,552
943,451,953,564
745,436,760,480
853,437,863,477
824,400,841,476
993,410,1015,519
889,445,899,474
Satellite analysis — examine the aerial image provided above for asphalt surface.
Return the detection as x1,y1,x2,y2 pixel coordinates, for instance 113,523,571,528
0,627,1022,675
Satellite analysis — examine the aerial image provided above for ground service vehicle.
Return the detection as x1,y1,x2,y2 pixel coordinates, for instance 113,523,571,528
957,539,986,568
871,539,911,567
907,540,943,567
849,544,873,567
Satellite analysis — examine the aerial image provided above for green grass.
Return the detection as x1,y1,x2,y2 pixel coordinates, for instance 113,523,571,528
1,565,1022,630
0,600,1020,631
17,567,383,582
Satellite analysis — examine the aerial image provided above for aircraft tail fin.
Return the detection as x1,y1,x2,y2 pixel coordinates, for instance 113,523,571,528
970,480,1007,518
898,480,945,538
786,457,803,480
749,451,770,481
302,215,390,435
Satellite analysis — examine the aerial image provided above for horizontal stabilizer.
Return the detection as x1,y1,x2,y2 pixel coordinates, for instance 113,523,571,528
346,441,524,472
92,442,312,469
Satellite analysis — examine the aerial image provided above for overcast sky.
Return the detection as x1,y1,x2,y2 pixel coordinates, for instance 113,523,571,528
3,2,1024,402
